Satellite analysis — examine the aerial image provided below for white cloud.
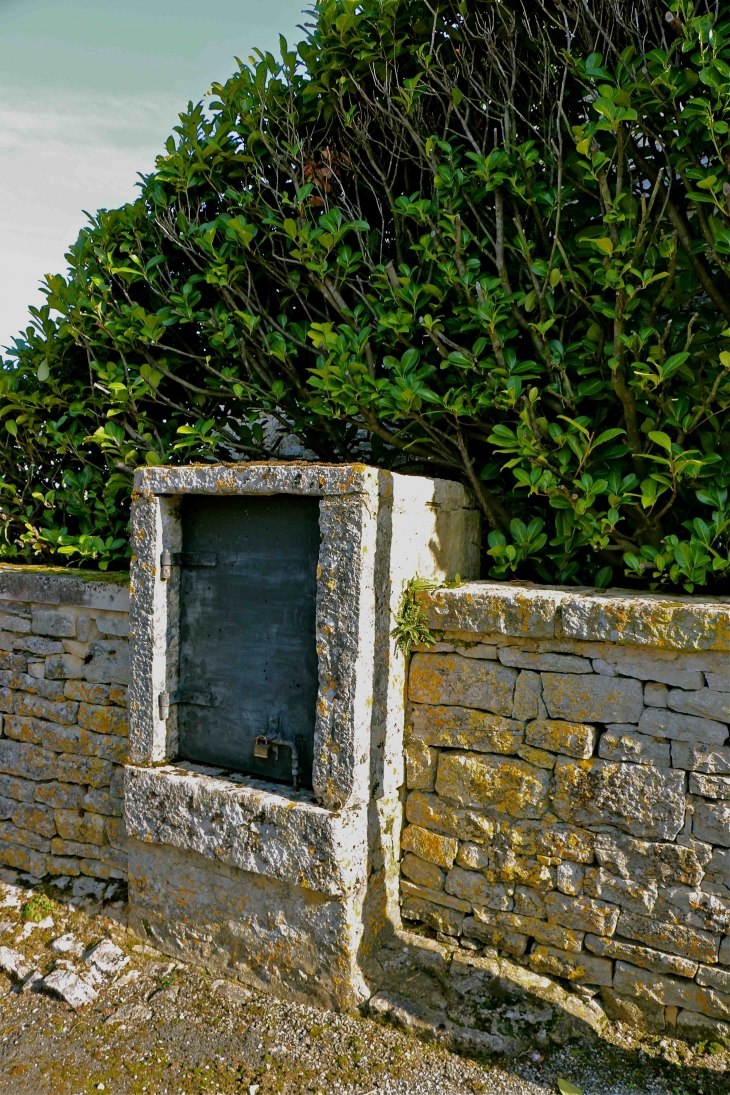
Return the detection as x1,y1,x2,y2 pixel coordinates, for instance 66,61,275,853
0,85,180,350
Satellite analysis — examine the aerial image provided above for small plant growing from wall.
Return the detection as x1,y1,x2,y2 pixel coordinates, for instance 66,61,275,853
1,0,729,592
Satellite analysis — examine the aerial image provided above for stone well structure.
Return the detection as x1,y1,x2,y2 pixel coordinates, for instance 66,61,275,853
124,462,479,1008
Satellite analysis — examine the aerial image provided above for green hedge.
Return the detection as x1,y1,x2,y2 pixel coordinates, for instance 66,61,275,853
2,0,729,590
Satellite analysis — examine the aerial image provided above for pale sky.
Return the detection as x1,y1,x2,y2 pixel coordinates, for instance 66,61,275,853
0,0,305,351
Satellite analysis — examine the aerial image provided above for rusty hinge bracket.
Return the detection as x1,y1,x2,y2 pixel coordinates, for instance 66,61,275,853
160,551,218,580
158,689,216,719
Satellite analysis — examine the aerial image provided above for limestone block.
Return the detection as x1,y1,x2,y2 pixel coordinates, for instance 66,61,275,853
545,892,619,935
0,612,31,634
405,742,438,791
47,856,81,877
665,887,730,933
402,824,458,869
676,1009,730,1044
99,844,127,872
538,825,595,865
598,728,670,767
409,654,517,716
513,887,546,918
13,693,78,726
583,867,657,915
690,773,730,799
456,644,497,660
553,757,685,841
109,766,125,797
594,832,710,887
34,782,85,809
556,863,584,896
420,584,566,638
80,858,125,880
494,818,540,856
53,752,114,788
0,669,64,697
585,934,698,977
401,895,464,936
525,718,596,760
494,912,584,953
594,657,704,690
6,800,56,839
639,707,727,744
707,672,730,693
696,964,730,993
0,841,48,877
644,681,669,707
95,613,129,638
54,809,107,845
694,801,730,848
708,849,730,888
50,838,102,859
409,704,523,754
516,745,555,769
617,912,718,963
26,661,45,680
105,816,127,849
3,716,44,745
455,842,490,871
446,867,513,910
542,672,643,725
668,688,730,724
460,915,529,956
14,637,63,656
498,649,592,673
45,655,85,680
75,616,100,643
721,936,730,965
0,821,50,852
0,689,13,714
511,670,544,721
489,852,556,892
63,681,111,705
0,740,59,782
109,685,127,708
613,962,730,1022
83,640,129,685
77,702,128,737
0,774,34,803
529,945,612,986
560,594,730,651
40,724,127,765
82,789,123,817
600,988,665,1033
401,879,472,912
405,791,495,843
672,742,730,772
401,852,445,891
435,752,550,819
31,608,77,638
0,651,28,672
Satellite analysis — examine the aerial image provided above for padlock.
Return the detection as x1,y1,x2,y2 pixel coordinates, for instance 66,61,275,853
253,735,270,759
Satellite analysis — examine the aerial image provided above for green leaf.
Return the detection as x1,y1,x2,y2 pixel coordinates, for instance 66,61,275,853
593,428,625,447
37,361,50,383
594,238,613,255
557,1081,583,1095
648,431,672,452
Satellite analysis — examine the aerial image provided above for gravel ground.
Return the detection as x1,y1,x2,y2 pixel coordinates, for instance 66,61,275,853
0,870,729,1095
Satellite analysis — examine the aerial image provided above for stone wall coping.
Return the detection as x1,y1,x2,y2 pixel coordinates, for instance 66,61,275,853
419,581,730,651
0,565,129,613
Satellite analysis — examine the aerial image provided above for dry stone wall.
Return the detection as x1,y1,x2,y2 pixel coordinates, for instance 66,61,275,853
0,568,129,882
400,584,730,1041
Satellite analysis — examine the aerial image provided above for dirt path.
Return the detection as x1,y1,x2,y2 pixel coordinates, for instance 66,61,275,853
0,869,728,1095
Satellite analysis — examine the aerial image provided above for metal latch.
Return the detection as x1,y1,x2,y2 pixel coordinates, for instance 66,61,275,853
158,689,216,719
252,717,302,790
160,551,218,580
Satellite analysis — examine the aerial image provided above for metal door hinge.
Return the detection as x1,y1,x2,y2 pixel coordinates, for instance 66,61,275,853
160,551,218,580
158,688,216,719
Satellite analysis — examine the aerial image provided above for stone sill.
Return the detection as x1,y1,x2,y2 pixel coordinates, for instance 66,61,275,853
124,762,367,899
418,581,730,650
